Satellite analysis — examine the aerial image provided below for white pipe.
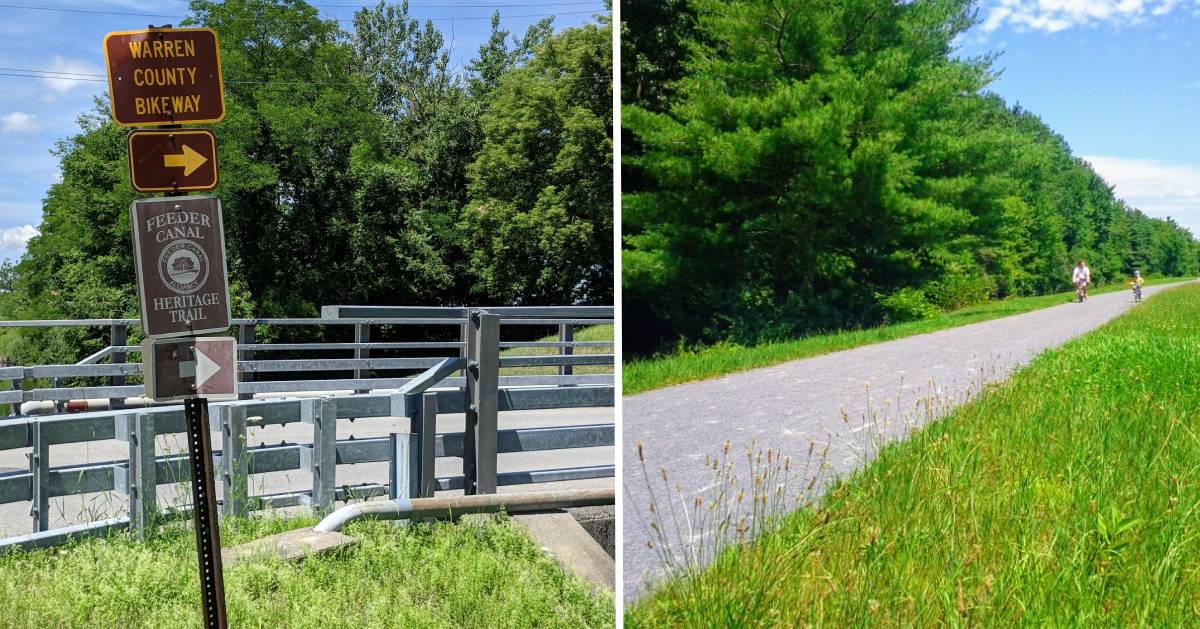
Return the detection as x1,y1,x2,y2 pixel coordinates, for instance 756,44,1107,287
314,488,614,533
18,401,55,415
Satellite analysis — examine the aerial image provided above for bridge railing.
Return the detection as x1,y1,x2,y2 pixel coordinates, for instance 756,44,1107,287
0,307,614,551
0,305,613,415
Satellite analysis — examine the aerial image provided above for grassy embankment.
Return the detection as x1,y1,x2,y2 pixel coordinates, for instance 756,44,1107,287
0,513,613,627
624,277,1191,395
629,283,1200,625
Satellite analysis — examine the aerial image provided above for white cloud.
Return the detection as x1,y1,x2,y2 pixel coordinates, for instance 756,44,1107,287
0,224,37,263
0,112,42,134
1083,155,1200,236
0,225,36,249
40,55,103,94
980,0,1191,33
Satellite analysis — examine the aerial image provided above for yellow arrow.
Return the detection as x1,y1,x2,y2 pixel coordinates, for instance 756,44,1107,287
163,144,208,176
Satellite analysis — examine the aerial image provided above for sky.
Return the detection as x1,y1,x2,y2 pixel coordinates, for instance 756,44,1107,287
4,1,1200,265
0,0,607,263
955,0,1200,240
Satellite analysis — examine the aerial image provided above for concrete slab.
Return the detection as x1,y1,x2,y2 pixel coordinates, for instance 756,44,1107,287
222,527,357,565
515,510,614,593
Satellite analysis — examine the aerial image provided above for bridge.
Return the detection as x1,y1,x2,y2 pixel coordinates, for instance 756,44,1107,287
0,306,614,548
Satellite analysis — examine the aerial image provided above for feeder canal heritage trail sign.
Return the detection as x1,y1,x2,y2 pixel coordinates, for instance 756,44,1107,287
130,196,231,338
103,27,225,127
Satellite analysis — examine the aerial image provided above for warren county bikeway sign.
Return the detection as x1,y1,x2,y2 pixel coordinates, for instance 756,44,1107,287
130,196,231,338
127,128,219,193
103,27,225,127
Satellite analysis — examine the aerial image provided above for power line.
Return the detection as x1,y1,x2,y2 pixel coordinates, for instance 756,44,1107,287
0,2,604,23
0,66,101,78
0,66,610,87
0,71,104,82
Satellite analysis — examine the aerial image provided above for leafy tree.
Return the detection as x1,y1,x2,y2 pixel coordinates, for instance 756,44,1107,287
461,18,614,304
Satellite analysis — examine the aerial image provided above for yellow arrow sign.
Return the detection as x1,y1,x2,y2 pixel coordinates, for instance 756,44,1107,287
163,144,208,176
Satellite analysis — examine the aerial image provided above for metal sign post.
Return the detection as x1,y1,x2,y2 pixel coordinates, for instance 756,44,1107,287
184,397,227,629
108,23,230,627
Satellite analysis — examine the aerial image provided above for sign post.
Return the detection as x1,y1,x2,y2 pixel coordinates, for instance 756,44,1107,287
183,397,227,628
108,25,229,629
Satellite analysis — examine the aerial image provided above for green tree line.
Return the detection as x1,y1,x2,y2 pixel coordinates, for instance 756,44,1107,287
622,0,1199,355
0,0,612,365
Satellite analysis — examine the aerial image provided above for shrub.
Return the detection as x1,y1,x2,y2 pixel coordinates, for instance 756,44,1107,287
924,268,994,311
876,287,939,323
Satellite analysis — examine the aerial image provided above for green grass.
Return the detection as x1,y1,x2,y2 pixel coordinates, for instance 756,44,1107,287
629,283,1200,626
624,277,1192,395
0,513,613,628
500,324,613,377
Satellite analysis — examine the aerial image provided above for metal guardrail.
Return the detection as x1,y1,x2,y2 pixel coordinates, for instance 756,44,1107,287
0,306,614,414
0,306,614,551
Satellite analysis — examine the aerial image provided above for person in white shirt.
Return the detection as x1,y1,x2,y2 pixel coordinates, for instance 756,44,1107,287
1072,260,1091,301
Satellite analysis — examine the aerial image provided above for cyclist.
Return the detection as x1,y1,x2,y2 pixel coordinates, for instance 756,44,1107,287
1072,260,1091,301
1130,269,1144,302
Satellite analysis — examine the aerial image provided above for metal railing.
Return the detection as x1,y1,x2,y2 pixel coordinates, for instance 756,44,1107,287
0,306,614,551
0,306,613,414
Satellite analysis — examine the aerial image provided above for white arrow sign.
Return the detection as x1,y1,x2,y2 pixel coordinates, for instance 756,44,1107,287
141,336,237,402
195,336,237,400
195,344,221,388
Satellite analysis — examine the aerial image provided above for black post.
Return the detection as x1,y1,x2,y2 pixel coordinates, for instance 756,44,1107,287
184,397,227,629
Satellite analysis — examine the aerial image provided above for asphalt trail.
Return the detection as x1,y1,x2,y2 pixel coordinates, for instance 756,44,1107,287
622,280,1194,600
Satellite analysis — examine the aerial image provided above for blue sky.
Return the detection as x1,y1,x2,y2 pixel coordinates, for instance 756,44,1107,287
955,0,1200,240
0,0,607,263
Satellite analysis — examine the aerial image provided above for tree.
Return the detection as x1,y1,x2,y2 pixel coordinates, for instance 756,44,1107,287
460,18,614,304
623,0,1199,354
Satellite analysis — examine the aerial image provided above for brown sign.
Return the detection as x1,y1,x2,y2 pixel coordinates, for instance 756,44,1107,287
131,196,231,338
141,336,237,402
127,129,219,193
104,27,225,127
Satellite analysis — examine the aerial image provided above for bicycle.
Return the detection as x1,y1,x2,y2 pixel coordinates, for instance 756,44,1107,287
1132,282,1142,303
1075,280,1088,303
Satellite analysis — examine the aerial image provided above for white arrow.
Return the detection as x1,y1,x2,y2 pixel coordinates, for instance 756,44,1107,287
195,345,221,389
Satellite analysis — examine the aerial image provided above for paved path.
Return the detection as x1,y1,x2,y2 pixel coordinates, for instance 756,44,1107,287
622,280,1194,600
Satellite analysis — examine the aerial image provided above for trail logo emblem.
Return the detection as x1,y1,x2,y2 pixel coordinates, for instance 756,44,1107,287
159,240,209,294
